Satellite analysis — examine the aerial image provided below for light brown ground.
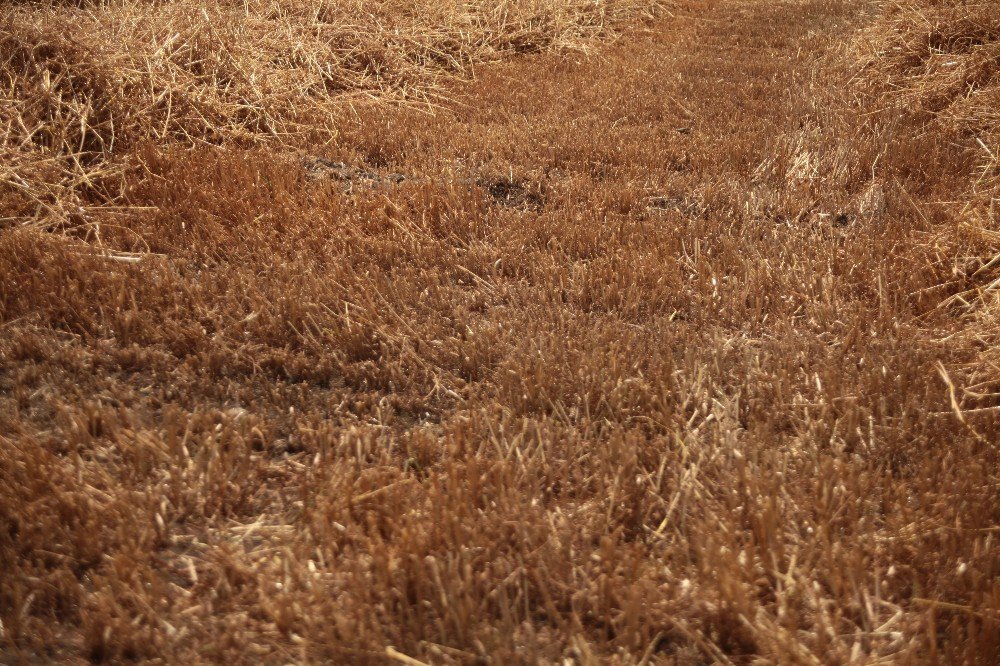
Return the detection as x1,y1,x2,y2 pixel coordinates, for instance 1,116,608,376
1,0,997,663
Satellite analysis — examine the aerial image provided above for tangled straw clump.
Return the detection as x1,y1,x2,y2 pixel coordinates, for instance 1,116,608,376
860,0,999,389
0,0,669,228
865,0,998,194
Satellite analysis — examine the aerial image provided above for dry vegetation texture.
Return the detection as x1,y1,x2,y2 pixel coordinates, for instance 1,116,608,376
0,0,666,228
1,0,998,663
859,0,999,399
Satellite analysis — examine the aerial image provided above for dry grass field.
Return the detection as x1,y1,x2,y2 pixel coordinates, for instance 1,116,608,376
1,0,997,663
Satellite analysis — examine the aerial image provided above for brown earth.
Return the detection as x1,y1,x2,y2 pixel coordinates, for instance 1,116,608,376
1,0,997,663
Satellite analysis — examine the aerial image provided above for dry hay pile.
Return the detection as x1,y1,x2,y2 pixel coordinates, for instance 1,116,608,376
859,0,999,400
0,0,668,229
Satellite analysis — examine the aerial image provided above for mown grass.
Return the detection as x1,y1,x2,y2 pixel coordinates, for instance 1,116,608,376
1,0,997,663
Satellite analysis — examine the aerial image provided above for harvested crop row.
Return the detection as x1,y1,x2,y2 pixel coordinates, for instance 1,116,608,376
857,0,999,388
0,0,670,229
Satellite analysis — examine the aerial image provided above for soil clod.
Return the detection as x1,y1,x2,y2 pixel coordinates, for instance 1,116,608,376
479,179,544,209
